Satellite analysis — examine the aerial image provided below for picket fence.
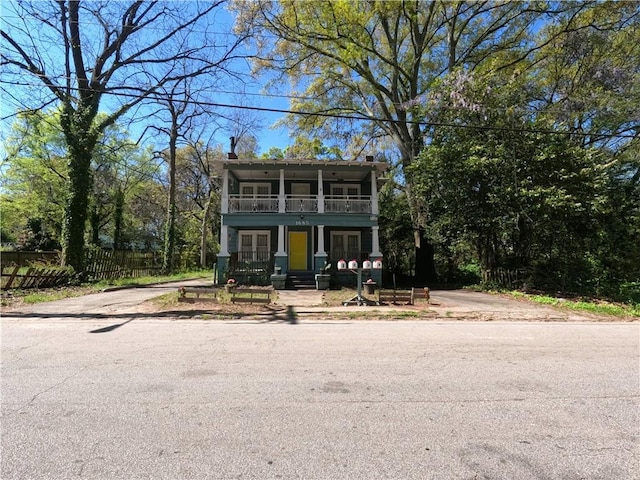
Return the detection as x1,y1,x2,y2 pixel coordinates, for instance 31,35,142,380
1,266,74,290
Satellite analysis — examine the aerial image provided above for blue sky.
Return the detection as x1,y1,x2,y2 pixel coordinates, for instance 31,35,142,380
0,1,294,159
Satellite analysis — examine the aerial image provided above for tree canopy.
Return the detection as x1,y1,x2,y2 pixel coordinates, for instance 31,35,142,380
1,0,247,272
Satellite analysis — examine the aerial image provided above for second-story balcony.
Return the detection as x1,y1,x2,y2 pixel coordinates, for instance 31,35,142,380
229,195,279,213
228,194,373,214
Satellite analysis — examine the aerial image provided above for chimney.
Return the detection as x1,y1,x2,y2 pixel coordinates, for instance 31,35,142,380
228,136,238,159
365,155,374,162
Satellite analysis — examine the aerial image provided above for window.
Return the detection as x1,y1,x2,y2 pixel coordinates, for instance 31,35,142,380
330,184,360,197
240,183,271,197
331,231,361,260
239,231,271,261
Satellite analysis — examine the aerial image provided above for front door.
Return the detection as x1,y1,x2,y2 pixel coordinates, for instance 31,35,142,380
289,231,307,270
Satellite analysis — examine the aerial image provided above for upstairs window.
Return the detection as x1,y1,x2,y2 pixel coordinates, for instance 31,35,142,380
330,184,360,197
240,183,271,197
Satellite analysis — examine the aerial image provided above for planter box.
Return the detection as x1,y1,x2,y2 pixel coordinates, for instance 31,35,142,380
315,274,331,290
271,274,287,290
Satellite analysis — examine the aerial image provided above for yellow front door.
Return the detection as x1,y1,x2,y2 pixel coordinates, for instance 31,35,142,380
289,231,307,270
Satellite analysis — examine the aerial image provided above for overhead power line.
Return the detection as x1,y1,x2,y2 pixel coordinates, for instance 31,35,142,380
0,81,637,140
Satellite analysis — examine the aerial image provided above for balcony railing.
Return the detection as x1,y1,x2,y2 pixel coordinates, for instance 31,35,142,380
285,195,318,212
229,195,279,213
228,194,372,214
324,196,372,214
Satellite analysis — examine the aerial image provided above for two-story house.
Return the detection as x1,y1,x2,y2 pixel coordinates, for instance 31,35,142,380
215,156,387,288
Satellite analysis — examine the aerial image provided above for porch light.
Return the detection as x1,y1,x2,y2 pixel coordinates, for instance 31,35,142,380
362,260,372,269
337,259,347,270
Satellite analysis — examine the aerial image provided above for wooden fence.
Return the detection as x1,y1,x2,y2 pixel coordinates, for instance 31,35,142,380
0,251,60,266
482,268,529,289
1,266,74,290
84,250,162,281
0,249,205,288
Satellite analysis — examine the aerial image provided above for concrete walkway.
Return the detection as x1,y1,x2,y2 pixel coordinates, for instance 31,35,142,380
273,289,325,307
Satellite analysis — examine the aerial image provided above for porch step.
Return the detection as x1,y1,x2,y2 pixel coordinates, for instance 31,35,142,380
286,271,316,290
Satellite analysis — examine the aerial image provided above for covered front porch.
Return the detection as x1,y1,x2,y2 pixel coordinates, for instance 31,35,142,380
217,224,383,288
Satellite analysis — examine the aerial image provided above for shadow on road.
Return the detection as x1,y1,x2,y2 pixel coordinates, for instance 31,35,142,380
3,306,354,331
89,318,135,333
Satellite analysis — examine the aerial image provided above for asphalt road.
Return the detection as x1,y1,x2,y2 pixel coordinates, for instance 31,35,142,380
2,306,638,479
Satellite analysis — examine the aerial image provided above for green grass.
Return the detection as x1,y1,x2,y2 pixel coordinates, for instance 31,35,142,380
509,291,640,318
93,270,211,289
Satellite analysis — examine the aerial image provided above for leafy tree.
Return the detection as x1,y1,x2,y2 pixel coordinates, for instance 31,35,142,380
378,179,414,280
232,0,580,282
1,0,245,273
15,218,60,251
1,110,68,245
2,108,158,252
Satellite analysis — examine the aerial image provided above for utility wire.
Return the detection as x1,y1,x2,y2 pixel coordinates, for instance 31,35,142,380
1,81,637,140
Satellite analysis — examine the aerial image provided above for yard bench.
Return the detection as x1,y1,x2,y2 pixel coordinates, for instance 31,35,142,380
230,288,272,305
378,288,415,305
178,287,219,303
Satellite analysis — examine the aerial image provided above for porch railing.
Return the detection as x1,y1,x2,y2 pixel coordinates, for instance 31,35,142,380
327,250,370,266
229,195,279,213
285,195,318,212
229,250,274,273
228,194,373,214
324,196,372,214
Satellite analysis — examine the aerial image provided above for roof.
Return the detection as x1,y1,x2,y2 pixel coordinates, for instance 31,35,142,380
216,157,389,182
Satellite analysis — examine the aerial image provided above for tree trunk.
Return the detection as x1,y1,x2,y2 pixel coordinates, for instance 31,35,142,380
90,204,100,246
61,139,94,275
162,122,178,274
414,229,437,284
199,190,213,268
113,188,124,250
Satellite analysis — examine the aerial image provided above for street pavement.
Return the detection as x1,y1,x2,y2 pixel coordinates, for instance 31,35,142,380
2,291,638,479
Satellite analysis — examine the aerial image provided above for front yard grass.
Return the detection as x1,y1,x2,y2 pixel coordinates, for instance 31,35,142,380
507,291,639,319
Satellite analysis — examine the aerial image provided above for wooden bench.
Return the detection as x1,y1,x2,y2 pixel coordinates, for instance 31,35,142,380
378,288,415,305
230,288,272,305
178,287,219,303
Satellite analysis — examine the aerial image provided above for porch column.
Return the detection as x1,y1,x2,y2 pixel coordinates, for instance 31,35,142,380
278,169,285,213
370,169,378,215
314,224,328,272
371,225,382,257
221,169,229,214
317,169,324,213
370,225,383,284
217,223,230,283
274,224,288,273
219,224,229,256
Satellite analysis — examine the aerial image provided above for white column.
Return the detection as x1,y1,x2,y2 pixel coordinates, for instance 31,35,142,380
279,169,285,213
221,169,229,214
370,169,378,215
371,225,382,257
276,224,286,255
316,225,326,255
219,224,229,256
317,169,324,213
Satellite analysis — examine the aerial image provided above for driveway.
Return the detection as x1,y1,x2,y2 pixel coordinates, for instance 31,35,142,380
5,283,612,322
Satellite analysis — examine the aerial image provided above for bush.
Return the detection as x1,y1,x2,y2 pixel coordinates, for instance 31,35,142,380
618,282,640,305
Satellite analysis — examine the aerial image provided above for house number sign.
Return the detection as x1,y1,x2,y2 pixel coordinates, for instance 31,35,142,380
295,220,310,226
